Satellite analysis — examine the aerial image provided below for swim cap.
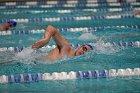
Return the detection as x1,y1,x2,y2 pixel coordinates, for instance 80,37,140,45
7,21,17,27
86,44,93,50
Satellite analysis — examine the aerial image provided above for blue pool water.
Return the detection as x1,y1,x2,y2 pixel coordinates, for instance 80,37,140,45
0,1,140,93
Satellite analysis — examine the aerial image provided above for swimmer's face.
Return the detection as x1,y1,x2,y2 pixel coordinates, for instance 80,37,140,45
4,23,12,30
75,44,92,56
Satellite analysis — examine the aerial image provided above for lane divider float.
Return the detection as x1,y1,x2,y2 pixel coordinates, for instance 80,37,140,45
0,41,140,53
0,68,140,84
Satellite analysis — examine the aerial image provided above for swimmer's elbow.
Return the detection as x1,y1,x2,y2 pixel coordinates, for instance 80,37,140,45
47,25,53,28
47,25,56,31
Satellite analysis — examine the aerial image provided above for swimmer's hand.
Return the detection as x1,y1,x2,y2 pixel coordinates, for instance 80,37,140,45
32,39,47,49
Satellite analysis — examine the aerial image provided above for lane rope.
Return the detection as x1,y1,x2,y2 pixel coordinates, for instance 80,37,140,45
0,41,140,53
0,25,140,36
0,2,139,9
0,14,140,23
0,68,140,84
0,7,138,15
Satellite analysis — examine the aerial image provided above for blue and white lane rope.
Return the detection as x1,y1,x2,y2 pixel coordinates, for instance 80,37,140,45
0,41,140,53
0,0,138,6
0,0,139,8
0,2,138,9
0,1,134,7
0,7,137,15
0,25,140,36
0,14,140,23
0,68,140,84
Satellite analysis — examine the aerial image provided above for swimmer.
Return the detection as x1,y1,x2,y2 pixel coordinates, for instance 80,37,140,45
134,10,140,15
32,25,93,61
0,21,17,31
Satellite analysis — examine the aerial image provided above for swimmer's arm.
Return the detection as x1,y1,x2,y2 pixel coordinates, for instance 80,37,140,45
0,25,12,31
32,29,52,49
32,25,69,49
134,10,140,15
49,25,70,47
0,26,3,30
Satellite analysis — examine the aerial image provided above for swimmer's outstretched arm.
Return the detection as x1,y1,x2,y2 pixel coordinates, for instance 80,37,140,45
134,10,140,15
0,26,3,30
32,25,69,49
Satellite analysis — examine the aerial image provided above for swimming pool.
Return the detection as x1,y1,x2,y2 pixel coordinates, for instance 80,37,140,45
0,0,140,93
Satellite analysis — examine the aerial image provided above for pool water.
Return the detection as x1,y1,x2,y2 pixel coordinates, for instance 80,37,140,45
0,1,140,93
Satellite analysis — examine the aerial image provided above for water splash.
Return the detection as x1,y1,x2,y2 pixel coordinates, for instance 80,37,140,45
15,47,37,64
16,47,35,59
78,33,97,41
15,46,53,64
91,40,122,55
17,24,26,29
0,51,15,64
14,40,123,65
